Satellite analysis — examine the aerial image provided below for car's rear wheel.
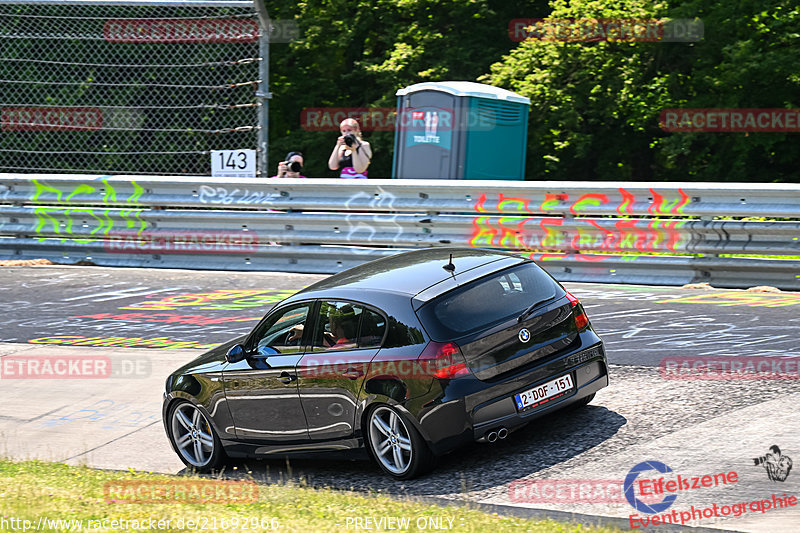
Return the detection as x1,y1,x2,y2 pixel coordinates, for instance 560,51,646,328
366,405,433,479
169,401,225,472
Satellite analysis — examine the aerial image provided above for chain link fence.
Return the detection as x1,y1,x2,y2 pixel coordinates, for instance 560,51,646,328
0,1,262,175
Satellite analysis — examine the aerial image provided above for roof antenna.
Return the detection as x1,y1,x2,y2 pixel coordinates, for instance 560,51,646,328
442,253,455,273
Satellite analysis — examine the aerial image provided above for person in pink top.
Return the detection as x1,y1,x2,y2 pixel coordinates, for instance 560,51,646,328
270,151,308,178
328,118,372,178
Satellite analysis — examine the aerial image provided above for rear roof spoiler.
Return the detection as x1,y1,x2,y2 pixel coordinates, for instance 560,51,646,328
411,256,527,310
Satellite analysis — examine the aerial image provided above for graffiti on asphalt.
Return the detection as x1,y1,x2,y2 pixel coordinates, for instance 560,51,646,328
29,335,219,350
38,399,159,430
69,312,260,326
593,310,800,358
659,292,800,308
119,289,295,311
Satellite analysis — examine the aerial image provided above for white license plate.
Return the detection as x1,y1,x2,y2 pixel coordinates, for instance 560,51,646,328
514,373,574,410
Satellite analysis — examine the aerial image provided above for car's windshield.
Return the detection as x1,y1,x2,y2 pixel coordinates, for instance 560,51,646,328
418,262,562,339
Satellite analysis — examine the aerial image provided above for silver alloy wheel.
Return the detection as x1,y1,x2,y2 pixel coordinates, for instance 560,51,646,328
171,403,215,468
368,406,413,475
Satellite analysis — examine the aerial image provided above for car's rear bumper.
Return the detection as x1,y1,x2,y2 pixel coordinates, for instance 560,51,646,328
471,358,607,440
410,334,608,456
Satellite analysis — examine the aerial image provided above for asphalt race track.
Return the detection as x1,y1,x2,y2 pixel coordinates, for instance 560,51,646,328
1,266,798,533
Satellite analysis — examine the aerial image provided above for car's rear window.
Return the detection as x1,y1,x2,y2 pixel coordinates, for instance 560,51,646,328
418,262,562,340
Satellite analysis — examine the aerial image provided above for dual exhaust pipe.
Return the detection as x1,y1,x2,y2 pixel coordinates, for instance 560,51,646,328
484,427,508,443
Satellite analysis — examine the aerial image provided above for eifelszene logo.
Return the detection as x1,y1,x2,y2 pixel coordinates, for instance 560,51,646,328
624,461,678,513
624,460,739,514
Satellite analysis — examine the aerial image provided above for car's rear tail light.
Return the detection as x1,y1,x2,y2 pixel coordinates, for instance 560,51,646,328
418,341,470,379
565,291,590,330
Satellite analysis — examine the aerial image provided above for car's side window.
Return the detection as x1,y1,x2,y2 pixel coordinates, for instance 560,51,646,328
251,303,311,356
358,308,386,348
310,301,364,352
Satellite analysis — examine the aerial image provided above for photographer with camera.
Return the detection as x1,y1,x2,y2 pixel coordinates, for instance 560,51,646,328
271,151,307,178
328,118,372,179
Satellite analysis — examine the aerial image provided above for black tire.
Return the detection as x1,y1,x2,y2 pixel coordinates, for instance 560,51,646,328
365,405,434,480
168,400,226,472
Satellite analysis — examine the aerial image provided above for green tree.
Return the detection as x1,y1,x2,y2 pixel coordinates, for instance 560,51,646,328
482,0,800,181
267,0,549,178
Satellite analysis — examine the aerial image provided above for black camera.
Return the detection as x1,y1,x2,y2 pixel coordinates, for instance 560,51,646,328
344,133,357,147
287,160,302,172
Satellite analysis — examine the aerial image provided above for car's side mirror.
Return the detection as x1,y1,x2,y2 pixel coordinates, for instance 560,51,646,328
225,344,248,363
256,345,280,356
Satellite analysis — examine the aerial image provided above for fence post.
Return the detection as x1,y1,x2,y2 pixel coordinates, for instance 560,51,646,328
253,0,271,177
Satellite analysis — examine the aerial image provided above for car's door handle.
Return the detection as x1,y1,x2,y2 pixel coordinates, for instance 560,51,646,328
341,367,364,380
278,371,297,384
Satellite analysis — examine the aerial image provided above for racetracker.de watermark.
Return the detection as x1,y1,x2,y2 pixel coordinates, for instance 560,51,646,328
659,356,800,380
104,480,259,504
103,19,298,43
297,358,457,380
509,479,627,503
509,18,703,42
660,108,800,132
300,107,496,132
0,355,151,379
104,231,259,254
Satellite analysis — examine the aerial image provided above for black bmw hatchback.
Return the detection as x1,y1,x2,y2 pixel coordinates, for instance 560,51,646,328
163,248,608,479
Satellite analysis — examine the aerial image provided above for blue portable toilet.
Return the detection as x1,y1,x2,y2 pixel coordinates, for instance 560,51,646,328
392,81,530,180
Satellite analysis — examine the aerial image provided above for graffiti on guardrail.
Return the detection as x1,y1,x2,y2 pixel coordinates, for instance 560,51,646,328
470,191,692,255
344,186,404,252
30,178,144,205
198,184,280,206
483,187,691,216
26,178,147,244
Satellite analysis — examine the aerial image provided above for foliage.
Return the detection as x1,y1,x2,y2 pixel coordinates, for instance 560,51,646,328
482,0,800,181
267,0,549,177
3,0,797,180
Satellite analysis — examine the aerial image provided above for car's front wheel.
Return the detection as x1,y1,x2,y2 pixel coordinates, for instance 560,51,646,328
168,401,225,472
366,405,433,479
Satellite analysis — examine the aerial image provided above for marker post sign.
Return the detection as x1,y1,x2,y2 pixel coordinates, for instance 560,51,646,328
211,149,256,178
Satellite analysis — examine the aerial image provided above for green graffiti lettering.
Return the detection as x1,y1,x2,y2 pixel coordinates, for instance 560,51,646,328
65,184,96,202
102,179,117,203
470,216,497,248
128,181,144,204
34,208,60,241
31,179,63,203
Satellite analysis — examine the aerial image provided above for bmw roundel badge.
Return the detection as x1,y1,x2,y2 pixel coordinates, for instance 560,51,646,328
518,328,531,343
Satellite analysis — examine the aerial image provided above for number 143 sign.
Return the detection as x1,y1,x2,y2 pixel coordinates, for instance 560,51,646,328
211,149,257,178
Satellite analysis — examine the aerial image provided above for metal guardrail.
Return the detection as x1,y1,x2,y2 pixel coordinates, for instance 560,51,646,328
2,173,800,289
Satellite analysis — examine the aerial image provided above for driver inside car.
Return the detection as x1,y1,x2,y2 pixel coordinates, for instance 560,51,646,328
286,305,358,350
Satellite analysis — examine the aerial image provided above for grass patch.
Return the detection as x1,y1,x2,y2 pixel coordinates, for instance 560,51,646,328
0,459,625,532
